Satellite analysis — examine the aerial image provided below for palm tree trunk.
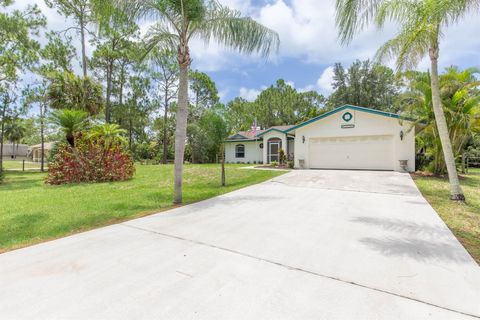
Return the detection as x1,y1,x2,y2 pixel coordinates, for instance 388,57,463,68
0,101,6,172
173,41,190,204
40,103,45,172
163,94,168,164
429,46,465,201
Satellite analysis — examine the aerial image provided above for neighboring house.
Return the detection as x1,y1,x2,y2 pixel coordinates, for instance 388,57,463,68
1,143,29,161
28,142,56,163
225,105,422,172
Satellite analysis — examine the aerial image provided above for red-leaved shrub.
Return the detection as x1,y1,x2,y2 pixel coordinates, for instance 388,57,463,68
46,133,135,185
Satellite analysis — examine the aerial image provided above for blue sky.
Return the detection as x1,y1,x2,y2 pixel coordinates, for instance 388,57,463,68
13,0,480,104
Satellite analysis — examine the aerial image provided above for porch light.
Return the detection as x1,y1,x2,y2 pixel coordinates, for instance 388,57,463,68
400,130,404,141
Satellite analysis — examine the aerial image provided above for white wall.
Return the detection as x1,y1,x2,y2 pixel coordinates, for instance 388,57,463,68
262,131,287,164
225,141,263,164
293,109,416,172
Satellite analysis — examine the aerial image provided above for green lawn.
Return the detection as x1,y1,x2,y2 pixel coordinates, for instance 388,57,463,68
2,160,45,171
0,164,285,252
413,168,480,264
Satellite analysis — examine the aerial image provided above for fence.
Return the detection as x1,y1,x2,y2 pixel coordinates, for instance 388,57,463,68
1,160,47,172
461,155,480,174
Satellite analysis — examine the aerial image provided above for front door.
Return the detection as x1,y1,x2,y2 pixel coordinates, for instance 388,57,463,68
269,142,280,163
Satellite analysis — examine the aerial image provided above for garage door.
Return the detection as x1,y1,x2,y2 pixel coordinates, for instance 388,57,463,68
309,135,394,170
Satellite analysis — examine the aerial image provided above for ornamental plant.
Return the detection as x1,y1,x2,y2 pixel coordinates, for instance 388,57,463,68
46,132,134,185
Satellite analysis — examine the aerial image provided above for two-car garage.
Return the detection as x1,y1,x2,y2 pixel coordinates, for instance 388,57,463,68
308,135,395,171
290,105,417,172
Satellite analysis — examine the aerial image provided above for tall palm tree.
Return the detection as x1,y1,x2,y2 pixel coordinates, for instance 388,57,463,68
49,109,88,147
121,0,279,203
335,0,479,201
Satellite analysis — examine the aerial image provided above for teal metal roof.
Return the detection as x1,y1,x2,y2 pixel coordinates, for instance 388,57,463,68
285,105,414,133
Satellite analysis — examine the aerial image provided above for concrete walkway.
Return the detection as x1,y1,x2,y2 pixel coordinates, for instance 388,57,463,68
1,170,479,319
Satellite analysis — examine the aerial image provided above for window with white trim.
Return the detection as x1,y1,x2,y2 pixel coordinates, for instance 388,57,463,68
235,144,245,158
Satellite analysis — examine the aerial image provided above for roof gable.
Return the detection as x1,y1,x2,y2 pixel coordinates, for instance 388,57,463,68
285,105,412,133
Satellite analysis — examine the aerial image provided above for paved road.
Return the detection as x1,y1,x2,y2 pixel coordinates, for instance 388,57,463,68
1,170,479,319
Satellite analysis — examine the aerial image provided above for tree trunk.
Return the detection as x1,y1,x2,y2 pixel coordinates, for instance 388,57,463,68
40,103,45,172
221,143,225,186
80,17,87,78
429,45,465,201
105,60,113,123
163,94,169,164
0,100,5,172
173,38,191,204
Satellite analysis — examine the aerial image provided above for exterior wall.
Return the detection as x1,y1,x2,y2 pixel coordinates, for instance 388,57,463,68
225,141,263,164
293,108,415,172
262,130,287,164
1,144,29,160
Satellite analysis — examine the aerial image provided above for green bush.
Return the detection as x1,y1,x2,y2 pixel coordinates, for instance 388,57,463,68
287,161,294,169
271,161,278,167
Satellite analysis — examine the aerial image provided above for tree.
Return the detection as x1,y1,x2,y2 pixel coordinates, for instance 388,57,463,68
4,121,26,159
47,71,104,116
149,49,178,164
327,60,401,112
401,68,480,173
45,0,98,78
189,70,219,115
0,1,45,85
335,0,479,201
49,109,88,147
88,123,127,148
126,0,279,203
0,87,18,172
91,0,139,123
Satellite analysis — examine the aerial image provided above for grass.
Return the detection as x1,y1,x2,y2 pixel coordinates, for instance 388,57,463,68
412,168,480,264
0,164,285,252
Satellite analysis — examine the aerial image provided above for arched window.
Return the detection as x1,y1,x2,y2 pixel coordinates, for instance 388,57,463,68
235,144,245,158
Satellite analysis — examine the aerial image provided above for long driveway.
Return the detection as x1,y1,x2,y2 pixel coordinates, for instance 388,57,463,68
1,170,479,319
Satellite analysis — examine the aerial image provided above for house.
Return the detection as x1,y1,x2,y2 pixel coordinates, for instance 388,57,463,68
28,142,56,162
225,105,422,172
1,143,29,161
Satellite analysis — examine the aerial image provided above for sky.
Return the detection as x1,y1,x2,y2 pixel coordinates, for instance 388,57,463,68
11,0,480,104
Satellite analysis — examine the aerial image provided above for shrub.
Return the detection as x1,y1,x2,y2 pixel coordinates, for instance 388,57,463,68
0,167,4,184
46,132,135,185
271,161,278,167
287,161,294,169
279,148,286,165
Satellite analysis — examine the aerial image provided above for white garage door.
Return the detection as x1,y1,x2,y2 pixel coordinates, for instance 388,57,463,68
309,135,394,170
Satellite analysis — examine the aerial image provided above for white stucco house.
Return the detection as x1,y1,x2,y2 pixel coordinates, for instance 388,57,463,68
225,105,423,172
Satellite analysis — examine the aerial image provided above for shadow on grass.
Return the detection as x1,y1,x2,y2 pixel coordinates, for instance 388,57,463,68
0,213,49,247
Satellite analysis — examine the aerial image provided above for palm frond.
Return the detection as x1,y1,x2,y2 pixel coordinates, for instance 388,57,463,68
192,1,279,58
335,0,384,44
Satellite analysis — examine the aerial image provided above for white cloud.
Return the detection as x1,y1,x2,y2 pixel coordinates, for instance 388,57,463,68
239,87,261,101
316,66,335,94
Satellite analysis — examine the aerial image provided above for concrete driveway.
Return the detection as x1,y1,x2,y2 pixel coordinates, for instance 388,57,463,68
1,170,479,319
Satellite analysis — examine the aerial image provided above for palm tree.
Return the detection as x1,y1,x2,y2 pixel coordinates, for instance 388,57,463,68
88,123,127,148
335,0,480,201
4,122,26,159
49,109,88,147
121,0,279,203
401,68,480,173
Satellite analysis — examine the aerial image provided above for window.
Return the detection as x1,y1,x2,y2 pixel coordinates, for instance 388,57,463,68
235,144,245,158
